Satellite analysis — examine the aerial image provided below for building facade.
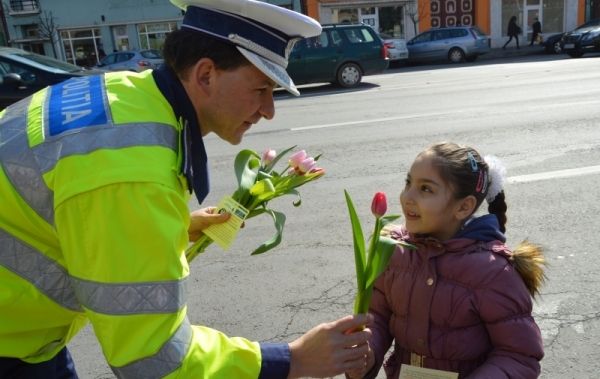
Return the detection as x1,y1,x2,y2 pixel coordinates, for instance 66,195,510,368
304,0,600,47
4,0,182,66
2,0,600,64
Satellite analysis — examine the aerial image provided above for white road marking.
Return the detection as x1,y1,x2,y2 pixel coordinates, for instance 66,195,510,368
508,165,600,183
290,112,453,131
289,99,600,132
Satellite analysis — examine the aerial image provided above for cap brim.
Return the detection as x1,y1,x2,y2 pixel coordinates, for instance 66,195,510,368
237,47,300,96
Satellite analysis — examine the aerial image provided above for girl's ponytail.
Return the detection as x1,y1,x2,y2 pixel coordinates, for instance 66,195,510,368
488,190,507,233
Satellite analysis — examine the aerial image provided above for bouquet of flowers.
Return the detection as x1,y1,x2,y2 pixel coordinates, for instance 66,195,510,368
344,191,414,314
186,146,324,263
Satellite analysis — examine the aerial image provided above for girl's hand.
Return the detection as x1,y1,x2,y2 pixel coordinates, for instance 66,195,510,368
188,207,230,242
345,341,374,379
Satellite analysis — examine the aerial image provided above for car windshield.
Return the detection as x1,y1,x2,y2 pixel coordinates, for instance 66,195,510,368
13,52,84,72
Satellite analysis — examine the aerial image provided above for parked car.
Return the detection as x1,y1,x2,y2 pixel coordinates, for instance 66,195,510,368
561,18,600,58
406,26,491,64
96,49,164,72
0,47,101,110
379,32,409,62
542,33,564,54
286,23,389,88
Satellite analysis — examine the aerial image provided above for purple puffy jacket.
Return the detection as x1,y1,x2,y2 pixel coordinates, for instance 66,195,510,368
367,216,544,379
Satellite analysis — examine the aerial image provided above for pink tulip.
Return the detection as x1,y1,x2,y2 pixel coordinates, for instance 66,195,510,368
262,149,276,165
371,192,387,218
297,157,316,174
289,150,307,168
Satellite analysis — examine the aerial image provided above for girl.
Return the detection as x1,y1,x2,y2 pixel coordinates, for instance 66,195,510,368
349,142,545,378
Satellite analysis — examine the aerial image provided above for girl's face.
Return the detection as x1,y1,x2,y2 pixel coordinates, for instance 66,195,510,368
400,152,466,241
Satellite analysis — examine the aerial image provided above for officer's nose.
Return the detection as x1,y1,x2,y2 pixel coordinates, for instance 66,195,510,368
260,94,275,120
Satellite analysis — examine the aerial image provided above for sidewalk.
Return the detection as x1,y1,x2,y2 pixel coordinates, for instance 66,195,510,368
481,43,546,61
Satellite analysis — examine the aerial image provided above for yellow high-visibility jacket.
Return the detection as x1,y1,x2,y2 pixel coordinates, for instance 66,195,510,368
0,70,285,378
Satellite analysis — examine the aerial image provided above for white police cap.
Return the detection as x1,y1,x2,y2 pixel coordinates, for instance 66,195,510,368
170,0,322,96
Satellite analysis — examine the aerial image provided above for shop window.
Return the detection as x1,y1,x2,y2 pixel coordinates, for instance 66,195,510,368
334,8,359,23
502,0,523,35
137,22,177,51
379,6,404,38
61,28,103,67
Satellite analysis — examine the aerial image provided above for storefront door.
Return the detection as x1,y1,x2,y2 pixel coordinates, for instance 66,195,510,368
359,7,379,32
525,1,542,37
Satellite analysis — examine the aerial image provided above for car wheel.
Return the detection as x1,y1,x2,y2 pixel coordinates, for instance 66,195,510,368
552,41,562,54
448,48,465,63
336,63,362,88
568,50,584,58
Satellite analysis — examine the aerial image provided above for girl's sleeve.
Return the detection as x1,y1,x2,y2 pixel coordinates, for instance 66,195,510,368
467,263,544,379
363,269,395,379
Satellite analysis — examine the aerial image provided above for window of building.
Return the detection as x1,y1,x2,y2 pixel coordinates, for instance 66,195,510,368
137,22,177,51
22,24,39,38
502,0,523,35
9,0,39,13
379,6,404,38
60,28,103,67
587,0,600,20
503,0,565,35
543,0,564,32
333,8,359,23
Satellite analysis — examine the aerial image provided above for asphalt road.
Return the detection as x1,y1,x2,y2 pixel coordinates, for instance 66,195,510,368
69,53,600,378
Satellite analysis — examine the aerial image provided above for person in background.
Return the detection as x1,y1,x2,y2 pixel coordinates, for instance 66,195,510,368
347,142,546,378
503,15,521,49
0,0,372,378
530,17,542,46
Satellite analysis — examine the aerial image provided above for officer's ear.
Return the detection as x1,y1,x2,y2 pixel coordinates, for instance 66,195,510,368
191,58,216,95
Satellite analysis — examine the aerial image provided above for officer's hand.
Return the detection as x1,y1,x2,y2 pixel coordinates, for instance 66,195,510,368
188,207,230,242
287,314,373,378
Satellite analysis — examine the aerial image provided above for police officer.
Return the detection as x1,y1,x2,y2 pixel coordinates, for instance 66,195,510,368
0,0,372,378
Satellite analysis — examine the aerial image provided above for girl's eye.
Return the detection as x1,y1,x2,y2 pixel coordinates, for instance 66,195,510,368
421,185,432,193
404,178,411,187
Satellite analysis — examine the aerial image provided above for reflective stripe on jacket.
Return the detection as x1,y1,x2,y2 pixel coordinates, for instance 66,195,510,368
0,71,262,378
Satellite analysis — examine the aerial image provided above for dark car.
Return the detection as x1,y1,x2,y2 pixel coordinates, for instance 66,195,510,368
542,33,564,54
561,18,600,57
286,23,389,88
0,47,101,110
407,26,490,63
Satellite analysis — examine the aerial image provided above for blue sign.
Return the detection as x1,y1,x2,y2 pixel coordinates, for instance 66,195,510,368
48,75,108,136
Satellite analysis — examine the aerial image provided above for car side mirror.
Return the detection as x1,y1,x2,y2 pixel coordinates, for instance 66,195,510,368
3,73,24,88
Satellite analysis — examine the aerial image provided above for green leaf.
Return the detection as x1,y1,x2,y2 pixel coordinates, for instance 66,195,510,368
250,178,276,197
365,236,398,288
344,190,366,290
233,150,261,205
251,209,286,255
380,214,401,227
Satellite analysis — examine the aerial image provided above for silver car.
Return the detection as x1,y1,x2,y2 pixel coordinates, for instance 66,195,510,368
96,49,164,72
407,26,490,63
379,32,409,62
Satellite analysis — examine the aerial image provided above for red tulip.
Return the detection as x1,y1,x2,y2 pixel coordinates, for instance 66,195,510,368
371,192,387,218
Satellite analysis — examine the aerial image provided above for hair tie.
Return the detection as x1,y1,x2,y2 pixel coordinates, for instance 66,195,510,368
484,155,506,203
